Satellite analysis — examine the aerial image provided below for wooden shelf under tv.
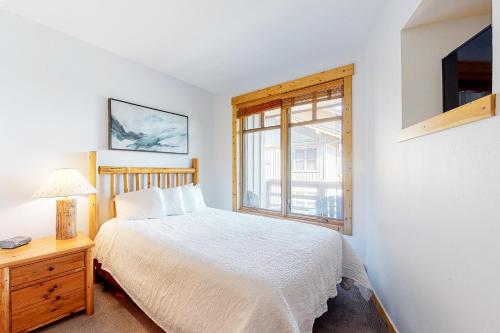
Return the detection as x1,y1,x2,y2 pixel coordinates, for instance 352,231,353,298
398,94,496,142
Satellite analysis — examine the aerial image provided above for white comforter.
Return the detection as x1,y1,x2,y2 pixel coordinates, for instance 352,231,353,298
94,208,371,333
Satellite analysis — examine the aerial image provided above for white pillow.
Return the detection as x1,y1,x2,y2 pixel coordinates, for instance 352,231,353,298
181,184,206,212
194,184,206,208
161,186,186,215
114,187,165,220
180,184,197,213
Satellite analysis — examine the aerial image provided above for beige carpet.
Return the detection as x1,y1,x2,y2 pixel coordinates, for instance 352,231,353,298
37,283,389,333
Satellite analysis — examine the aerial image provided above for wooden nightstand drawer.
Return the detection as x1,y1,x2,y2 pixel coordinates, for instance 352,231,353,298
11,271,86,333
10,252,84,287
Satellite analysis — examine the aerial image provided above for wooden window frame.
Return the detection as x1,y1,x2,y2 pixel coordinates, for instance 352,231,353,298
232,64,353,235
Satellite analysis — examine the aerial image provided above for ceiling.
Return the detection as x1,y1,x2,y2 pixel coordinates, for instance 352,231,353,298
405,0,491,29
1,0,388,95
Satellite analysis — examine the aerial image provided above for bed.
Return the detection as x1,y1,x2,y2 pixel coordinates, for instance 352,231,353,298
88,152,371,333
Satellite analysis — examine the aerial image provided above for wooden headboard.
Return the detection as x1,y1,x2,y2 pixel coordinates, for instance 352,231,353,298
88,151,199,240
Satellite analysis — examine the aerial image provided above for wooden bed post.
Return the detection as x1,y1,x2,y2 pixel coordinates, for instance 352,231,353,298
192,158,199,185
88,151,98,240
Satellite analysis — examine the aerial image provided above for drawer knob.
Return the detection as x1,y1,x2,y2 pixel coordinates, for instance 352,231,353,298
48,266,55,271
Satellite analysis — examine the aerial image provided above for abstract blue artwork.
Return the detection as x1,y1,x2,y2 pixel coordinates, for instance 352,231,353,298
109,99,188,154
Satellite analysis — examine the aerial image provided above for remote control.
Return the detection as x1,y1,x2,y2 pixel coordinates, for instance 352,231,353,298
0,236,32,249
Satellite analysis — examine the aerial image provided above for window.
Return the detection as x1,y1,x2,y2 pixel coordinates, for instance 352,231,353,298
293,148,318,172
243,126,281,211
232,65,353,234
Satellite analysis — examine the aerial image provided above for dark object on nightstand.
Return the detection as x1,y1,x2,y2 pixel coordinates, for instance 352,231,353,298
0,236,31,249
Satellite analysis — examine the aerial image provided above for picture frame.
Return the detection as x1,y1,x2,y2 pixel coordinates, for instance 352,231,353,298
108,98,189,154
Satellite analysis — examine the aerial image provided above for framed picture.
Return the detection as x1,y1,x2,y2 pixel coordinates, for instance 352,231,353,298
108,98,188,154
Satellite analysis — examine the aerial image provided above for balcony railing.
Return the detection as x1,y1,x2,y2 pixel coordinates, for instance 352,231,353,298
259,179,343,220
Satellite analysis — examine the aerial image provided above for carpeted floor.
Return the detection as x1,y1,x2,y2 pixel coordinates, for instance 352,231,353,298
37,283,389,333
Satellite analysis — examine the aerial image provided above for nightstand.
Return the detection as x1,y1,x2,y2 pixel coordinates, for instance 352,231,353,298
0,233,94,333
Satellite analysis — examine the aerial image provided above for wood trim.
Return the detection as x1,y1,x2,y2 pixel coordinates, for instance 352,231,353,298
238,206,345,226
237,99,282,118
399,94,496,142
99,166,196,174
371,292,398,333
286,212,344,227
289,116,343,128
238,207,283,218
232,105,238,211
342,76,353,235
85,248,94,315
123,174,129,193
0,267,9,333
312,93,317,120
242,124,281,134
135,174,140,190
110,174,116,218
232,64,353,105
192,159,199,185
238,117,244,210
238,208,343,231
281,103,289,216
234,78,344,110
88,151,98,240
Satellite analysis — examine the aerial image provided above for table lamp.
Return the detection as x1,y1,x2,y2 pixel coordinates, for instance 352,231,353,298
33,168,97,240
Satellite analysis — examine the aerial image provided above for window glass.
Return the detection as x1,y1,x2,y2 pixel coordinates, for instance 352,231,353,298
317,98,343,119
290,103,312,123
244,114,261,130
243,129,281,211
293,148,317,171
264,108,281,127
289,120,343,219
239,88,346,223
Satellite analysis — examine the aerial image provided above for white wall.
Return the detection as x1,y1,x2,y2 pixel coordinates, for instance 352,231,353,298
402,14,491,127
357,0,500,332
0,10,216,239
212,95,233,210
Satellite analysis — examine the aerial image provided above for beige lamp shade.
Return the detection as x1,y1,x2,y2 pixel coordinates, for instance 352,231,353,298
33,168,97,198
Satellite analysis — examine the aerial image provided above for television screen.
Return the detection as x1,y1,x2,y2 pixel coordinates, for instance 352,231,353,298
442,25,492,112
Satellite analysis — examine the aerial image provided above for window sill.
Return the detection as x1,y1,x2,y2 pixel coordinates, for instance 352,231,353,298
398,94,496,142
237,208,345,233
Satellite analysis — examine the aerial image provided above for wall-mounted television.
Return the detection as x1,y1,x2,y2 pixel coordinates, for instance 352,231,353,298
442,25,492,113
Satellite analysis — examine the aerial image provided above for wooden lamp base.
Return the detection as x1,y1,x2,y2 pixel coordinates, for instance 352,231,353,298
56,198,77,240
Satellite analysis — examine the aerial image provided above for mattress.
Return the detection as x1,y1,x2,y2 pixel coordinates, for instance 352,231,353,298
93,208,371,333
